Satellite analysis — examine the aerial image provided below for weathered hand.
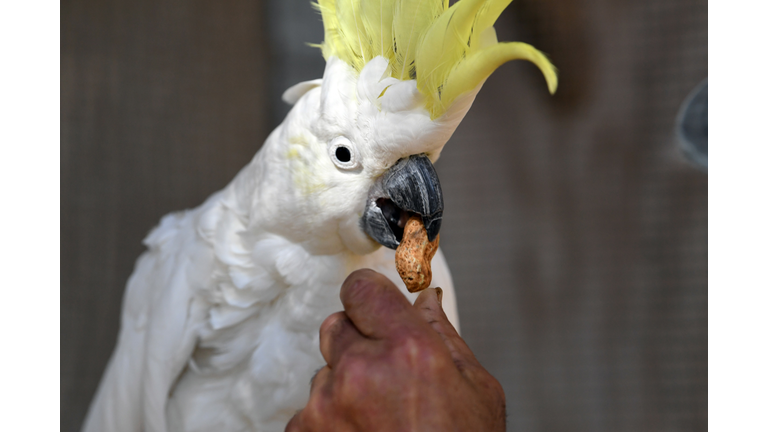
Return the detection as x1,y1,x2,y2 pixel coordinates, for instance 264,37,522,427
285,269,506,432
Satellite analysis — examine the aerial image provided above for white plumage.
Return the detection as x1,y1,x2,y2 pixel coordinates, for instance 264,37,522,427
83,57,464,432
83,1,557,430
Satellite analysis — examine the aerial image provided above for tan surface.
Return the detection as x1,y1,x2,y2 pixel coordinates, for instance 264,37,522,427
396,215,440,293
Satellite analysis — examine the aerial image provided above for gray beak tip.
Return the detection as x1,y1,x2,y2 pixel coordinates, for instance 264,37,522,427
422,212,442,242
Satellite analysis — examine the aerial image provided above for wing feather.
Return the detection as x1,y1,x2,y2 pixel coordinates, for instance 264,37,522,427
82,211,204,432
82,195,267,432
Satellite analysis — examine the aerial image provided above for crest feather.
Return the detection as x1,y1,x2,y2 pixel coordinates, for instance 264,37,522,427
316,0,557,119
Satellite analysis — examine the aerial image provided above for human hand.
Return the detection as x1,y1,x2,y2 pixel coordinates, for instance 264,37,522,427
285,269,506,432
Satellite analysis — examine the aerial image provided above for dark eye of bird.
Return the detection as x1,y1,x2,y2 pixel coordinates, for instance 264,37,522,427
335,146,351,163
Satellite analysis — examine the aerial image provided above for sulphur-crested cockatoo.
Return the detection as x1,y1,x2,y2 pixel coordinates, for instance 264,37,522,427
82,0,556,431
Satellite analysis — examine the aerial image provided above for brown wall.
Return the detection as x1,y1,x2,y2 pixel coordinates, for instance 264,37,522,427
61,1,270,430
61,0,707,430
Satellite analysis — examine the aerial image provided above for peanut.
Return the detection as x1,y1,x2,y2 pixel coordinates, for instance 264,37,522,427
395,215,440,293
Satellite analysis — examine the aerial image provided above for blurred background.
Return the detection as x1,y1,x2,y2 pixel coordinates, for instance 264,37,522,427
61,0,707,430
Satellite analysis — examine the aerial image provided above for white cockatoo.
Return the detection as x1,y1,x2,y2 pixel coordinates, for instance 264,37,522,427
82,0,557,431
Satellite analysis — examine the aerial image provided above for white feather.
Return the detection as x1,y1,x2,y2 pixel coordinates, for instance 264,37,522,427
83,55,464,432
281,79,323,105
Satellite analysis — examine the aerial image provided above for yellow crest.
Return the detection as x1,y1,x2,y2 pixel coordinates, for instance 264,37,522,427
314,0,558,119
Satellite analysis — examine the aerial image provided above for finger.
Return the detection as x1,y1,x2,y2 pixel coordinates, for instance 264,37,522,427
319,312,367,367
309,365,331,394
284,411,303,432
413,288,481,371
340,269,423,339
287,367,331,431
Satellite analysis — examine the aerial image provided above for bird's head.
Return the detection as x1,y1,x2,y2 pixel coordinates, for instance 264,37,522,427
257,0,557,255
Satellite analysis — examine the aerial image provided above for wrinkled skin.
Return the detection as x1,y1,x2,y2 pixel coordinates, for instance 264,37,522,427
285,269,506,432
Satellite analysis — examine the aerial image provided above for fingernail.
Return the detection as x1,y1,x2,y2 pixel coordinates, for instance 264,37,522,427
435,287,443,306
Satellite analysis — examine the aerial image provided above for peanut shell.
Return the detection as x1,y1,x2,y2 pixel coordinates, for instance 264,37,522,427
395,215,440,293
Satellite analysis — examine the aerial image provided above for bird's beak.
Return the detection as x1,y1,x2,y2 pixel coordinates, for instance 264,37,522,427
361,154,443,250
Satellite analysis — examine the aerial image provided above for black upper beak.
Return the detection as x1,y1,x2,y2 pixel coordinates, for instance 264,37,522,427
361,154,443,249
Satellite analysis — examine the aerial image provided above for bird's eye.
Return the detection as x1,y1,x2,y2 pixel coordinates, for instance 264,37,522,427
329,137,360,170
335,146,351,162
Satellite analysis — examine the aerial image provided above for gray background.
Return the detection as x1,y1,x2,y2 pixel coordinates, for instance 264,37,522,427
61,0,707,430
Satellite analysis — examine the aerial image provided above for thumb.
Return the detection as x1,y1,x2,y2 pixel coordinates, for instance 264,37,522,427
413,288,481,373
